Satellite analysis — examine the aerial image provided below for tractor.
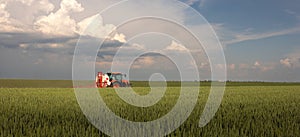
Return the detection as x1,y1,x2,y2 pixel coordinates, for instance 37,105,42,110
96,72,130,88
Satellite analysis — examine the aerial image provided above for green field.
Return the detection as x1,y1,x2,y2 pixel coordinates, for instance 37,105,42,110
0,80,300,136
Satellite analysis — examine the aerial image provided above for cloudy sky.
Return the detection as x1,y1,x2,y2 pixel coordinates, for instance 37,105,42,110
0,0,299,82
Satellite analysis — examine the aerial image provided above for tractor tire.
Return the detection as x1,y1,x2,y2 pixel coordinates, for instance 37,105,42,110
123,83,130,87
112,82,121,88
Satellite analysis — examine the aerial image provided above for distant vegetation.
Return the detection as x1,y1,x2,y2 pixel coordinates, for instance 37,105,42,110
0,79,300,88
0,79,73,88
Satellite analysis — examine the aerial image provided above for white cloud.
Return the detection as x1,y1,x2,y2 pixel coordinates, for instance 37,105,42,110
185,0,198,5
14,0,54,13
164,40,189,52
280,58,292,68
223,26,300,45
59,0,84,13
228,64,235,70
184,0,207,7
76,14,127,42
35,0,55,13
34,13,78,36
0,0,55,32
0,1,27,32
128,43,145,50
15,0,35,6
284,9,296,15
236,61,274,72
252,61,275,72
0,2,10,23
19,43,29,49
34,0,84,36
284,9,300,20
198,62,208,69
76,14,114,37
111,33,126,43
281,50,300,68
254,61,261,67
33,43,65,48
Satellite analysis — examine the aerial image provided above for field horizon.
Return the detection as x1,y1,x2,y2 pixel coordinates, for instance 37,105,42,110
1,79,300,88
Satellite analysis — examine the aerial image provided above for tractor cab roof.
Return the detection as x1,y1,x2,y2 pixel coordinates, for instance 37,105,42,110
106,72,122,75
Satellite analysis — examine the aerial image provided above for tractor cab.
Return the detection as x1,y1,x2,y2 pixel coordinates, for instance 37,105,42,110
107,72,123,81
106,72,129,88
96,72,130,88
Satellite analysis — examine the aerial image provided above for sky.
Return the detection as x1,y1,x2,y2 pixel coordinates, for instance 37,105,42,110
0,0,300,82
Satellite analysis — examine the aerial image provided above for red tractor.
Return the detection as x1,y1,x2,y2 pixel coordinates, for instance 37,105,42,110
96,72,130,88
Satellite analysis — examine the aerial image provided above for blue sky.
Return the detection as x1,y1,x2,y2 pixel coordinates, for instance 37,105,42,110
0,0,299,81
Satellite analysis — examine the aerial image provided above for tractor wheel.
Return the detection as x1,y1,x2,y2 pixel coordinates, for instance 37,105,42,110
112,82,121,88
123,82,130,87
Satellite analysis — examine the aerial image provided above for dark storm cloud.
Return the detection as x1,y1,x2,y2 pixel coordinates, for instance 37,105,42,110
76,35,124,49
0,32,79,48
140,52,165,57
97,41,124,59
74,35,127,60
0,32,128,59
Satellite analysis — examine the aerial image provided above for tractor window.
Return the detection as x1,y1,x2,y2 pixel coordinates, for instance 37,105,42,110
114,74,122,81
